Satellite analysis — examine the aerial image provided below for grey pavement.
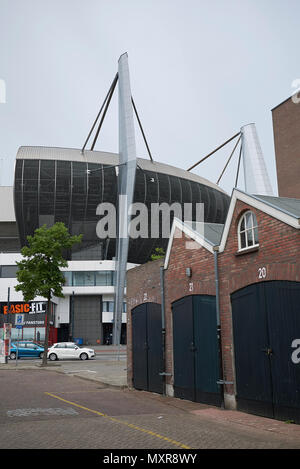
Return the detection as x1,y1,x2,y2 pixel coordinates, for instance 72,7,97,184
1,345,300,448
1,368,300,449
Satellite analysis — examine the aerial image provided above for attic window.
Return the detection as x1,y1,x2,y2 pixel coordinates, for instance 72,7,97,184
238,211,259,251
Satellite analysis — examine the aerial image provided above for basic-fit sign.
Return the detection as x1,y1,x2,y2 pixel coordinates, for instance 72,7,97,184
1,302,46,315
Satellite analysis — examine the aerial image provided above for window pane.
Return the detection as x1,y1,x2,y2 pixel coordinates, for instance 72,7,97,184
247,229,254,247
63,272,72,286
246,212,252,229
254,226,259,244
11,329,19,340
84,272,95,286
1,266,18,278
22,328,35,340
240,231,246,249
73,272,84,286
73,271,95,286
36,328,45,342
240,217,245,231
95,271,108,286
252,213,258,228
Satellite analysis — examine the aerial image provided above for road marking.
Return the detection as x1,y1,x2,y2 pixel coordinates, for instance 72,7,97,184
7,407,78,417
45,392,191,449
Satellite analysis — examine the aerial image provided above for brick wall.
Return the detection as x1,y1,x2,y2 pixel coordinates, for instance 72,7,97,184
272,97,300,198
126,258,164,388
218,200,300,399
164,228,216,391
126,199,300,407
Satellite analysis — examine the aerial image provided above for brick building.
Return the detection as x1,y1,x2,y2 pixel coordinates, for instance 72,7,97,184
127,189,300,422
272,95,300,198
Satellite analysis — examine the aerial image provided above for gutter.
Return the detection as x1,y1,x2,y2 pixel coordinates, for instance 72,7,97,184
159,265,169,395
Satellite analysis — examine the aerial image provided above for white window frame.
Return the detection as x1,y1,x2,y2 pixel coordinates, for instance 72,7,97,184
237,211,259,251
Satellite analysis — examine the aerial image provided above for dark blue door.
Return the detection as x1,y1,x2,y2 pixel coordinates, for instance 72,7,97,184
232,281,300,423
132,302,163,394
172,295,221,406
231,283,273,418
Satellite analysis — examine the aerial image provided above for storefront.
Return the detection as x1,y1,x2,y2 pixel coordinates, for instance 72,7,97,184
0,301,56,343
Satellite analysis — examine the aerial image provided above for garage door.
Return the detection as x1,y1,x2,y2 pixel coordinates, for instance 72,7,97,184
172,295,221,406
131,302,163,394
72,295,102,345
232,281,300,422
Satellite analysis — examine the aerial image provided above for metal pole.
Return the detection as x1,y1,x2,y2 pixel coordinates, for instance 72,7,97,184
70,291,75,342
90,74,119,151
5,287,10,364
160,266,166,395
216,135,241,185
16,327,20,367
187,132,240,171
81,73,118,153
131,97,154,163
214,247,225,408
234,141,243,188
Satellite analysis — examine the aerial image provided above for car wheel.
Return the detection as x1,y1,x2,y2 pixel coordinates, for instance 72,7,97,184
80,353,88,360
10,352,16,360
49,353,57,361
39,352,44,359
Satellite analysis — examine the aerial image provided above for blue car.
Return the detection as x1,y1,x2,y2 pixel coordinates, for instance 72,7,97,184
9,341,44,360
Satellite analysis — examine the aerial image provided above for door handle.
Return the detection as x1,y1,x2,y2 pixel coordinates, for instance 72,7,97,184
261,347,273,356
189,342,197,352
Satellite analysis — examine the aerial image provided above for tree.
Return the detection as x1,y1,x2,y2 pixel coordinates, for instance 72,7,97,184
150,247,165,261
15,223,82,366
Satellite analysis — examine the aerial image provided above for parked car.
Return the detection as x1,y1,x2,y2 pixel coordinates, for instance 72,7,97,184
47,342,95,361
9,341,44,359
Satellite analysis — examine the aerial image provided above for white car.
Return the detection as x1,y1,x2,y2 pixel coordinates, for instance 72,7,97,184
47,342,95,361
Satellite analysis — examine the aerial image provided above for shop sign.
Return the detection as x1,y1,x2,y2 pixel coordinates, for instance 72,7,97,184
1,302,47,315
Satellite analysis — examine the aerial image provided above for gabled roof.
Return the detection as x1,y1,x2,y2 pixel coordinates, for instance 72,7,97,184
252,194,300,219
165,189,300,269
164,218,224,269
218,189,300,252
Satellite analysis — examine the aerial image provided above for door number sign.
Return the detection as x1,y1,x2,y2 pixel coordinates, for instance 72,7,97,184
258,267,267,279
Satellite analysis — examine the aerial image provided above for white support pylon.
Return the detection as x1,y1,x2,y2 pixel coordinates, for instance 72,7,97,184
241,123,273,196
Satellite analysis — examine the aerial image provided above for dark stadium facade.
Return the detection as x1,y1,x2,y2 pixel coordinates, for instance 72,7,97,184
14,146,230,263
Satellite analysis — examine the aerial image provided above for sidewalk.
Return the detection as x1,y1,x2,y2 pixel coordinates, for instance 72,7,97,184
0,345,127,388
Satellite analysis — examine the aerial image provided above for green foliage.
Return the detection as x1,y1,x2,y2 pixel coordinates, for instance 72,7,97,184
150,247,165,261
15,223,82,301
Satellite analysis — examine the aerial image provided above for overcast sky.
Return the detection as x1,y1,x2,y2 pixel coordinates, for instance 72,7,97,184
0,0,299,194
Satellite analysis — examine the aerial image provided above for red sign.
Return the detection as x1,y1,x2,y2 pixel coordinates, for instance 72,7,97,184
3,303,30,314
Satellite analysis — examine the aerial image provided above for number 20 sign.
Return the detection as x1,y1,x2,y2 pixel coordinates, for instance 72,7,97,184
258,267,267,279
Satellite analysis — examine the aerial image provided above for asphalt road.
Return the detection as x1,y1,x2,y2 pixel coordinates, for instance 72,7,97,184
1,368,300,451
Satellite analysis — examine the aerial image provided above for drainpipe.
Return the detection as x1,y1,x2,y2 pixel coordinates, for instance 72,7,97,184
213,246,225,408
159,265,167,395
